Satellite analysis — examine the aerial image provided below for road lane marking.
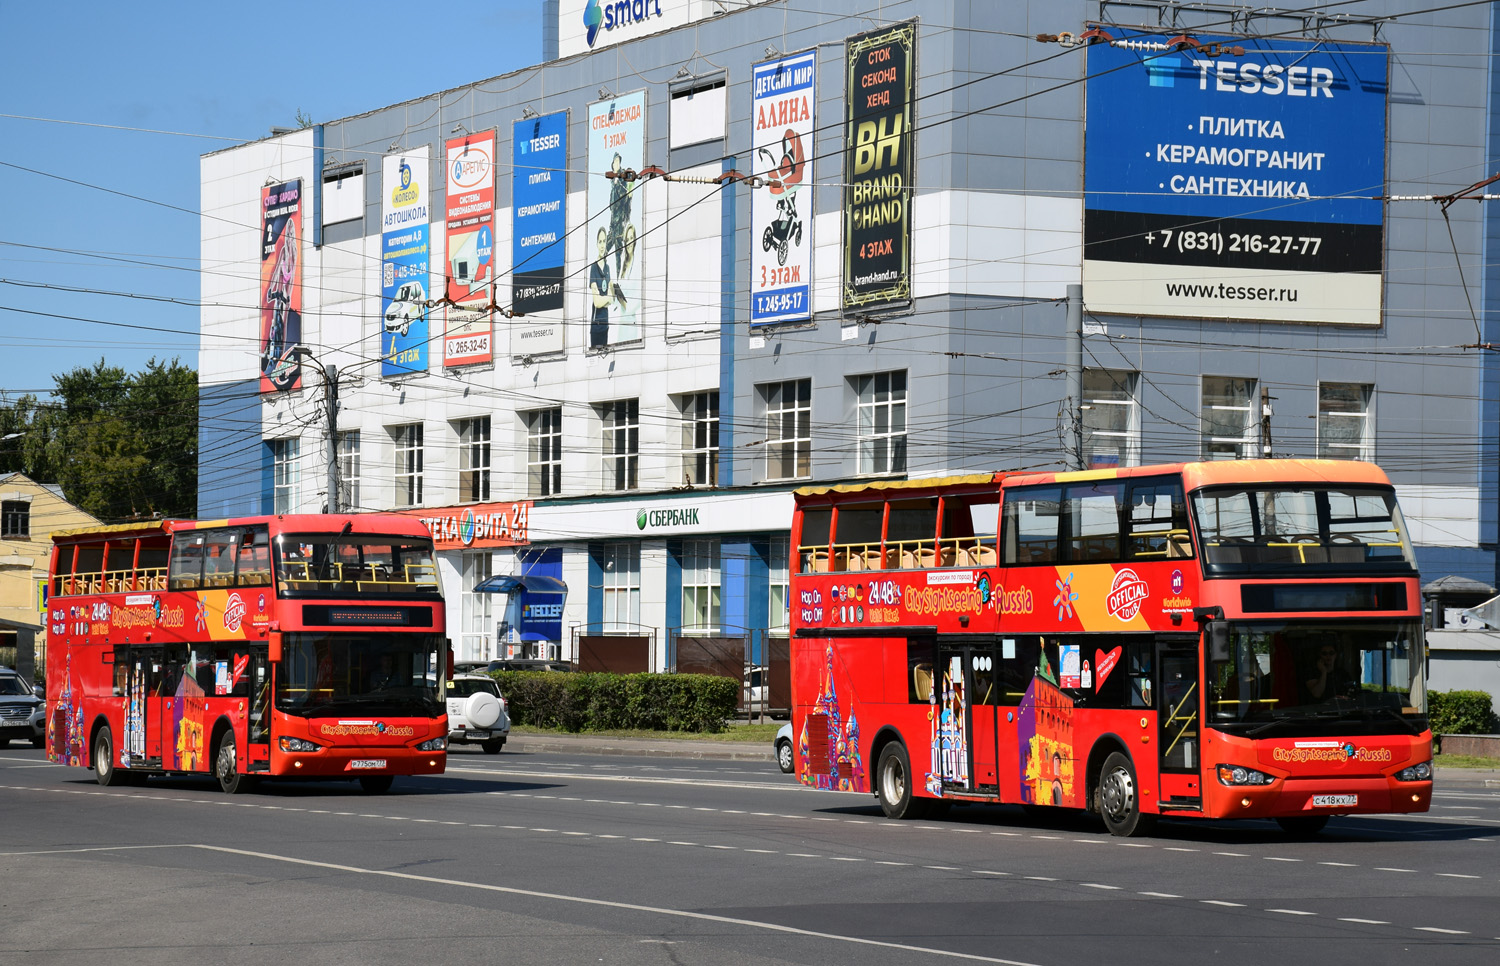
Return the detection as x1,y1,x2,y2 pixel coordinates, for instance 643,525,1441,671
182,844,1050,966
1415,927,1469,935
1202,901,1245,907
1139,892,1180,898
1339,918,1389,925
1268,909,1315,916
1082,883,1120,890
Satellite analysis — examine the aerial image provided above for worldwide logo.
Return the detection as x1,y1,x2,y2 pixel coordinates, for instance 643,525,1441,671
1171,569,1184,594
583,0,603,46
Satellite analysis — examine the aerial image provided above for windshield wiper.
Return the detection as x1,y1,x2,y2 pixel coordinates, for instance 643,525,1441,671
1245,710,1344,737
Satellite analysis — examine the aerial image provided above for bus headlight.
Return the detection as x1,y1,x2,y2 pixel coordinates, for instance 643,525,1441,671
417,737,447,751
1216,764,1275,786
1395,761,1432,782
278,737,321,753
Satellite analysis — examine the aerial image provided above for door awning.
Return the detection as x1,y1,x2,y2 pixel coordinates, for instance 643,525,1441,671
475,574,568,595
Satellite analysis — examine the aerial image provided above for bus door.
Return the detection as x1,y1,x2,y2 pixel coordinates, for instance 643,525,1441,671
934,643,1001,795
118,645,164,766
1156,640,1202,809
246,644,272,772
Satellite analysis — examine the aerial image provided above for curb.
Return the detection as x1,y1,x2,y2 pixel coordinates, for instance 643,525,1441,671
505,733,773,762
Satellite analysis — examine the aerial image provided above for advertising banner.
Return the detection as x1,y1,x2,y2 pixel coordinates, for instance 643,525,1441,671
750,50,815,327
398,500,531,550
1083,35,1389,325
587,91,646,347
381,147,431,378
843,23,914,313
512,110,569,355
258,179,302,392
443,131,496,367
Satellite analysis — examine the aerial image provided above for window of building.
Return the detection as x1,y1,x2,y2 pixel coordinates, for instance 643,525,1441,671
680,391,719,486
1201,376,1259,460
668,77,727,149
768,536,790,634
526,408,563,497
461,551,494,663
763,379,811,481
458,416,491,503
598,542,641,631
336,431,361,511
1082,369,1139,468
393,424,423,507
681,539,721,632
271,438,300,514
1318,383,1373,461
601,399,639,491
321,164,365,226
0,500,29,539
855,370,907,475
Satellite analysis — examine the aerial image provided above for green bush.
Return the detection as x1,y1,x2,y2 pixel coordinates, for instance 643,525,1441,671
1427,689,1498,739
491,671,739,734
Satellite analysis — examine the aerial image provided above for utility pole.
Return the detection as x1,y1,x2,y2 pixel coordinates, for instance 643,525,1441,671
1260,385,1274,459
322,363,341,513
1065,283,1084,469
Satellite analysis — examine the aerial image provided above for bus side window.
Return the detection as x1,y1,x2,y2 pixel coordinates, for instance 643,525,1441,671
1127,478,1193,560
1064,482,1122,563
797,509,832,573
169,535,206,591
996,636,1041,705
1127,640,1153,707
1002,487,1062,564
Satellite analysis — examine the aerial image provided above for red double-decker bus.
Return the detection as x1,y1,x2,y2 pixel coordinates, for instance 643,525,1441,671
45,514,449,793
790,460,1433,836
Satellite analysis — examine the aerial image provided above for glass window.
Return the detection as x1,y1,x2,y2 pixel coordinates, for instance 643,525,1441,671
337,431,361,511
1191,485,1417,574
1065,481,1122,562
855,370,907,475
599,542,641,631
274,532,441,596
1,500,29,539
168,533,207,590
461,551,493,663
275,632,444,716
1125,478,1192,560
393,424,423,507
1002,486,1063,564
768,536,790,633
680,391,719,486
1319,383,1373,461
1083,369,1138,468
271,437,300,513
681,539,721,632
458,417,491,503
763,379,811,480
601,399,639,491
526,408,563,497
1201,376,1259,460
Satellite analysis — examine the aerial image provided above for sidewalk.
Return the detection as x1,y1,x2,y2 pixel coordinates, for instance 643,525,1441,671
505,731,773,762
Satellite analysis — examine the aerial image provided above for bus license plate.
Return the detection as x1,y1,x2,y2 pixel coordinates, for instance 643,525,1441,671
349,759,387,770
1312,794,1357,808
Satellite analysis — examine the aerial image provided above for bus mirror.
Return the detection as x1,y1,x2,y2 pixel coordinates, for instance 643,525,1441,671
1208,622,1231,664
268,632,283,664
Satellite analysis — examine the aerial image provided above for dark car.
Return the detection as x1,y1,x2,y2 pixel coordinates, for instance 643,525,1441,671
485,659,573,673
0,667,44,748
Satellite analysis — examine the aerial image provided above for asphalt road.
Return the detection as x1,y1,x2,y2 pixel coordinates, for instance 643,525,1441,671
3,742,1497,966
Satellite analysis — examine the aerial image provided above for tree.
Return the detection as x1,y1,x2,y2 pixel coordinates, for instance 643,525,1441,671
0,358,198,520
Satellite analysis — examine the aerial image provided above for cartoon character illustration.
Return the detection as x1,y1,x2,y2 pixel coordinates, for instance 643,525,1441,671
260,217,299,388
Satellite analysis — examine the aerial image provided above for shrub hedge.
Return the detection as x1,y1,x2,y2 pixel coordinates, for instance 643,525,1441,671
1427,689,1498,744
491,670,739,734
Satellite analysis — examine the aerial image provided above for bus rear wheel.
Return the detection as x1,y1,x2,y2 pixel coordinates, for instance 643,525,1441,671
876,742,931,819
215,731,255,795
93,725,126,787
1098,752,1155,837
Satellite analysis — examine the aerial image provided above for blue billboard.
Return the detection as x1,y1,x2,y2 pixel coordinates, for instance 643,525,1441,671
381,148,431,377
1083,35,1389,325
512,111,568,337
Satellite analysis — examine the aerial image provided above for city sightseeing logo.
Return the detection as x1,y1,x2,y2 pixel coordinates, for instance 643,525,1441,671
1106,568,1150,621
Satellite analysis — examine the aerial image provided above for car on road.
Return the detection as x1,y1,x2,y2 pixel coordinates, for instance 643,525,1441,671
774,722,794,774
445,673,510,754
0,666,44,749
485,659,573,673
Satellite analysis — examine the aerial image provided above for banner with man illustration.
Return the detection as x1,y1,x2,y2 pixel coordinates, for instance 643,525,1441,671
443,130,495,368
751,50,815,327
586,91,645,348
381,147,431,378
843,23,914,313
258,180,302,393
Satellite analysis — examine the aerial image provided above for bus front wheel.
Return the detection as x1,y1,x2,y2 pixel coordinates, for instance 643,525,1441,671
876,742,929,819
93,725,126,787
215,731,255,795
1098,752,1155,837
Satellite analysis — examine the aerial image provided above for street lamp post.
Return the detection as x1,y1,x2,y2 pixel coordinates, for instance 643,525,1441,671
290,347,341,514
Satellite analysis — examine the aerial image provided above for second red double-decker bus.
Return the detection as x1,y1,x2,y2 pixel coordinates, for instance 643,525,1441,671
790,460,1432,836
46,514,449,793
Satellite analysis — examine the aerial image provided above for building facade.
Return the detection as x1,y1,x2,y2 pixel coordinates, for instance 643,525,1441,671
198,1,1500,666
0,473,101,676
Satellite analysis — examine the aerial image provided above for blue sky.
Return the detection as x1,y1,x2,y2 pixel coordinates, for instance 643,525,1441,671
0,1,543,400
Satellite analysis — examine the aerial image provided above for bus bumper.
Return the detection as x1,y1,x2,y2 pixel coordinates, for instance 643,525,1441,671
269,750,446,778
1206,776,1432,819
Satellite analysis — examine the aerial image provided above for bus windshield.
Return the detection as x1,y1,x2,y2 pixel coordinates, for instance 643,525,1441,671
274,533,441,597
276,632,444,718
1208,619,1426,738
1190,485,1416,576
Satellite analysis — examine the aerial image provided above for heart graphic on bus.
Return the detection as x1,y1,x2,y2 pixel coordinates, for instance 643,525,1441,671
1095,646,1122,690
